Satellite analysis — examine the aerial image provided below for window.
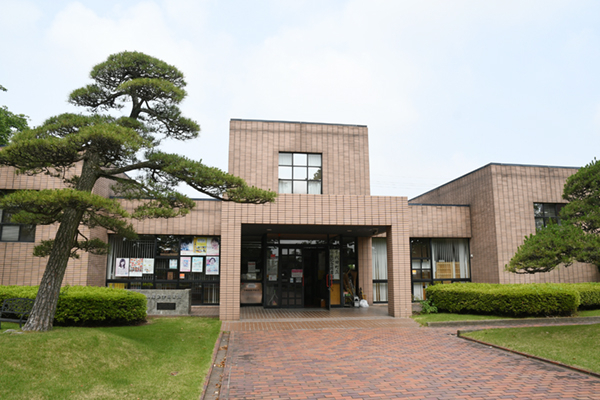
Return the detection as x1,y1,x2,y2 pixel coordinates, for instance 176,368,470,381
106,235,221,305
278,152,322,194
410,238,470,301
534,203,565,230
0,191,36,242
372,238,388,303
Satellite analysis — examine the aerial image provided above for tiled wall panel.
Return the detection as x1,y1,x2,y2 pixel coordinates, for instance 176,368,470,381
409,205,471,238
229,120,370,196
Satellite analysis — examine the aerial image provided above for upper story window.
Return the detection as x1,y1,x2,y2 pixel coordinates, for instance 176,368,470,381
278,152,322,194
534,203,565,230
0,209,36,242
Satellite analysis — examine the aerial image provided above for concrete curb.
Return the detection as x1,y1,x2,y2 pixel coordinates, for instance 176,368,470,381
457,330,600,380
200,331,230,400
427,315,600,327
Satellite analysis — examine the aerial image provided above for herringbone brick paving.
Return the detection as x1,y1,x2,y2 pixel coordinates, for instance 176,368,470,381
217,309,600,399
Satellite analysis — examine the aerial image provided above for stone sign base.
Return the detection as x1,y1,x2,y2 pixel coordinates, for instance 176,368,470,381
129,289,191,316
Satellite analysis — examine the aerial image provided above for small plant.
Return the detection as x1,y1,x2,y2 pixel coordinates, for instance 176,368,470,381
419,299,438,314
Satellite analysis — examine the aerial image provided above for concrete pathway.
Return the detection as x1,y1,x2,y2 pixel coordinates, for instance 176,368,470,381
212,312,600,399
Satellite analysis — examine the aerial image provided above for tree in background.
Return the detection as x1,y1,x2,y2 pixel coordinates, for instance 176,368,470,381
0,51,276,331
0,85,29,145
506,158,600,274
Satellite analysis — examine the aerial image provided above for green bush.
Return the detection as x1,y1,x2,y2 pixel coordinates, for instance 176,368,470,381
571,283,600,309
425,283,580,317
0,285,146,326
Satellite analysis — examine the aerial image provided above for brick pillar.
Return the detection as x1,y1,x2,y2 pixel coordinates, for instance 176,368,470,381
358,236,373,305
219,203,242,321
386,221,411,318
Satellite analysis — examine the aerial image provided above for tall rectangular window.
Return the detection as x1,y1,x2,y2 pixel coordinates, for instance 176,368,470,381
533,203,565,230
278,152,322,194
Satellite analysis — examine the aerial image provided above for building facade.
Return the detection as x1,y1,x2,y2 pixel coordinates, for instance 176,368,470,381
0,119,597,320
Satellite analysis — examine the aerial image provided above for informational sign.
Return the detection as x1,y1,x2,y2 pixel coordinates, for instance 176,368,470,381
206,256,219,275
291,269,303,278
330,249,340,279
129,258,143,277
115,258,129,277
180,257,191,272
142,259,155,274
192,257,203,272
248,261,256,272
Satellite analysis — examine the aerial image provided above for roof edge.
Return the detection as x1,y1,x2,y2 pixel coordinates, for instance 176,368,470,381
230,118,367,128
409,162,580,202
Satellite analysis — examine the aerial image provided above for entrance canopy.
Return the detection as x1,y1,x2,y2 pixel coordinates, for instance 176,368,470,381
242,224,388,237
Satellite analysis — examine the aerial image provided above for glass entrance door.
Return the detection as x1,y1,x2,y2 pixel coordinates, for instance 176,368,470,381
280,246,304,307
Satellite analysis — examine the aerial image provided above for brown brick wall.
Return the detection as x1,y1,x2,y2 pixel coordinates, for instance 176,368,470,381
409,205,471,238
125,199,222,235
0,162,140,287
410,165,499,283
219,195,412,320
410,164,599,284
228,120,370,196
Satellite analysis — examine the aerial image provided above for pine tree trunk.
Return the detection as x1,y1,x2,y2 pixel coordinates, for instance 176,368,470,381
22,157,98,332
22,208,84,331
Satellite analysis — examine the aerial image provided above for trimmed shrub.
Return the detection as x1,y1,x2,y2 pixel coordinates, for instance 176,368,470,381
0,285,146,326
425,283,580,317
571,283,600,309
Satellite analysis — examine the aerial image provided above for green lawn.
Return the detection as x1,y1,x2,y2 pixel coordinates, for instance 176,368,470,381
412,308,600,325
412,313,507,325
462,324,600,374
0,317,221,400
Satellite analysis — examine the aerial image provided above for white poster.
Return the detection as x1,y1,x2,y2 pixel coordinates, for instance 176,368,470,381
192,257,203,272
129,258,143,277
207,237,220,255
206,256,219,275
115,258,129,277
142,258,155,274
180,238,194,255
180,257,191,272
248,261,256,272
169,259,178,269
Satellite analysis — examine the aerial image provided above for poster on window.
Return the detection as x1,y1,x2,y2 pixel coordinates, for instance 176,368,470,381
330,249,340,280
169,259,178,269
129,258,143,277
206,256,219,275
180,257,191,272
207,237,220,255
115,258,129,277
142,258,155,274
192,257,203,272
180,238,194,255
194,237,207,255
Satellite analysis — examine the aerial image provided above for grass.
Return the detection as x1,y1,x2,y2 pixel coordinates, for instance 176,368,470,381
462,324,600,374
412,313,507,325
412,308,600,325
0,317,221,400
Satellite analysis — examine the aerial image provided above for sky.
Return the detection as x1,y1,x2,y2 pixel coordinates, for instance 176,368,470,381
1,0,600,199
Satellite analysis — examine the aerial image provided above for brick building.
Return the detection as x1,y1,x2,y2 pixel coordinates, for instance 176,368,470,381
1,119,598,320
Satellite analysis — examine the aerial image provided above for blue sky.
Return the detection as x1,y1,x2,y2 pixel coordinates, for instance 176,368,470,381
1,0,599,198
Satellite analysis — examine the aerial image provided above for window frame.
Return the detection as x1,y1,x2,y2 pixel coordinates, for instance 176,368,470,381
0,191,36,243
278,152,322,194
533,202,565,230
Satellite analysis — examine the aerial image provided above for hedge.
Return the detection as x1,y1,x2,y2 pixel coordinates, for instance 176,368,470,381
571,282,600,309
425,283,583,317
0,285,147,326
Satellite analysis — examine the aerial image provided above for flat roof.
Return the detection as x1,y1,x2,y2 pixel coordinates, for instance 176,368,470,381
231,118,367,128
409,162,580,202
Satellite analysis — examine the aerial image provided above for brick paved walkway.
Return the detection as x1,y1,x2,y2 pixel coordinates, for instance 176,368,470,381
218,319,600,399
